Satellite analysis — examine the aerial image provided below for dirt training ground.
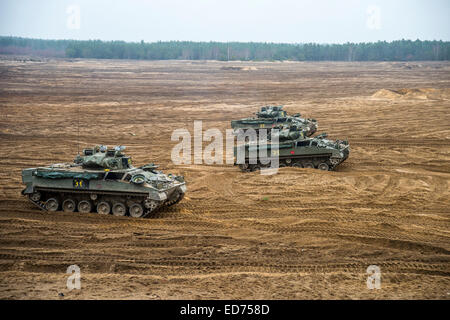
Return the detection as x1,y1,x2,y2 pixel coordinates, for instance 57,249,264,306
0,58,449,299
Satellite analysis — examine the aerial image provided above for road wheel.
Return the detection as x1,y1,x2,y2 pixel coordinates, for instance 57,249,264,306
30,192,41,202
318,162,330,171
238,163,248,172
62,199,76,212
78,200,92,213
97,201,111,215
45,198,59,211
144,199,159,213
303,162,314,169
292,162,302,167
112,203,127,216
251,165,261,172
129,203,144,218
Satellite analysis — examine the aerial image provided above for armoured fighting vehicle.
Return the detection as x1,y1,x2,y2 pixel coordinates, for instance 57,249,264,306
231,105,318,137
21,145,186,218
234,125,349,172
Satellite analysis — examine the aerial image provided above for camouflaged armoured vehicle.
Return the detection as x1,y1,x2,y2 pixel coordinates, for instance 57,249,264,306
231,105,318,137
21,145,186,218
234,125,349,172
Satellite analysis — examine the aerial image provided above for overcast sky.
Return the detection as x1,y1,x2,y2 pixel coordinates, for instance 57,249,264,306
0,0,449,43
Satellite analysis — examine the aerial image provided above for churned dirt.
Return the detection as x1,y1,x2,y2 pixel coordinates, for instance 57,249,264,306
0,58,449,299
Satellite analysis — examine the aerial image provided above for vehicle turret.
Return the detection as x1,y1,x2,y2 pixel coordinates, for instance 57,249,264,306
74,145,131,170
231,105,318,137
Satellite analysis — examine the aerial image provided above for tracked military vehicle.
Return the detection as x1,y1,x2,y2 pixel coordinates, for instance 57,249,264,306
21,145,186,218
234,125,349,172
231,105,318,137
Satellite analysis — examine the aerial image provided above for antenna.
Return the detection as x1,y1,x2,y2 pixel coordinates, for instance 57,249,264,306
77,104,80,155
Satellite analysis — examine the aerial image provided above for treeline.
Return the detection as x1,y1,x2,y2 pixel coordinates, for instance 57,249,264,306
1,36,449,61
0,36,69,57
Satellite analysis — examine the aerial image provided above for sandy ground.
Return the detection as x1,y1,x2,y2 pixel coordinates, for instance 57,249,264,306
0,58,449,299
